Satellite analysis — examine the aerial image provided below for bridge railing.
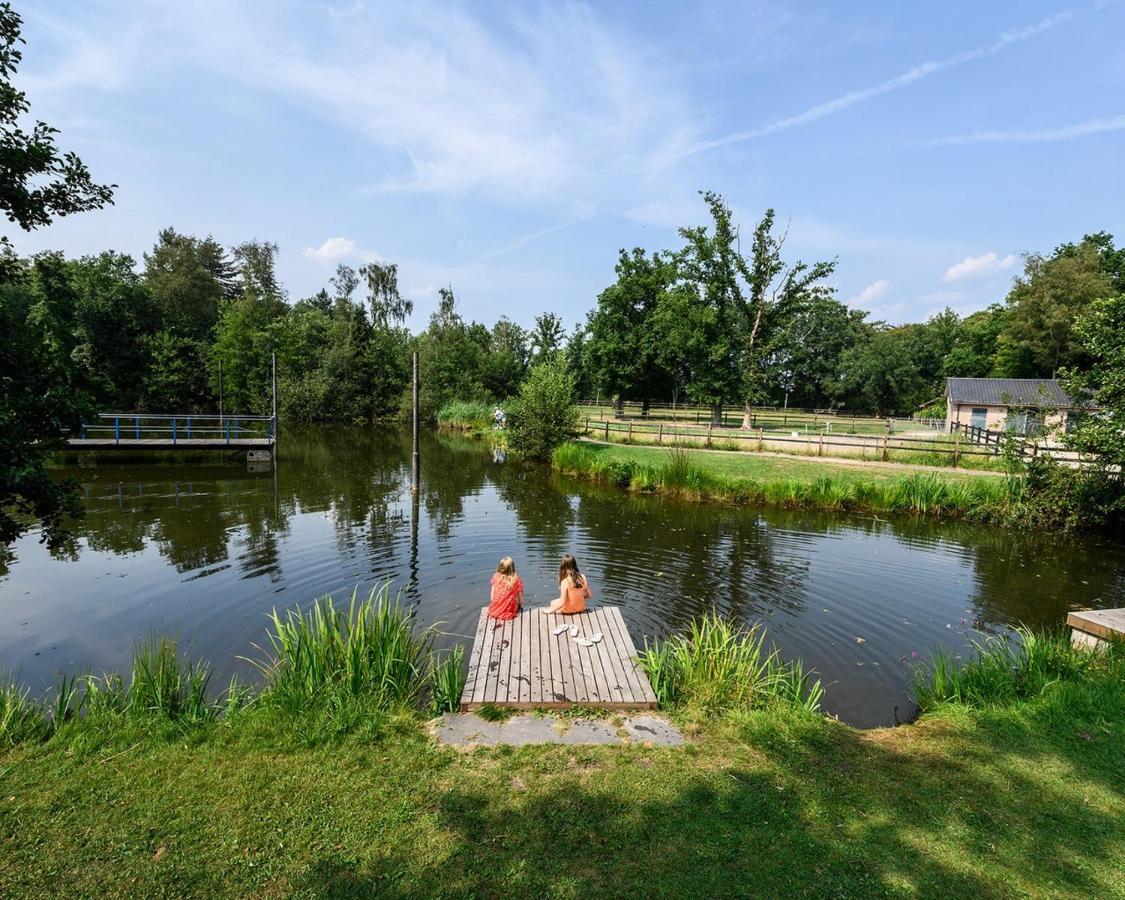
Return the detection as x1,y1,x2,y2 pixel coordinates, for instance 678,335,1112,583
78,414,275,445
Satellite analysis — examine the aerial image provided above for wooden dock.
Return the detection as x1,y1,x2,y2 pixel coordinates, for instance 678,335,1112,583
460,606,658,711
1068,608,1125,650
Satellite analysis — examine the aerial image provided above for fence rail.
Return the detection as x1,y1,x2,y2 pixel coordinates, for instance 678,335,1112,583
74,413,275,447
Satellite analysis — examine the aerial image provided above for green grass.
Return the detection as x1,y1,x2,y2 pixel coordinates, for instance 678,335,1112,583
552,441,1013,522
1,628,1123,896
437,401,496,432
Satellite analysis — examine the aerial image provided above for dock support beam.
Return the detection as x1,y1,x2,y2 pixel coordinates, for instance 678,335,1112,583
271,352,278,464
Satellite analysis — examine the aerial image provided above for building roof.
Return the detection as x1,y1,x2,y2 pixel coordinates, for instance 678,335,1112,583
945,377,1084,408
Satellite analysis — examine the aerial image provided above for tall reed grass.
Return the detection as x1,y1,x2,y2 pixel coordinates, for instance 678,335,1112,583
639,614,824,718
551,442,1012,521
913,627,1122,711
0,677,48,746
437,401,495,432
428,644,466,714
248,584,433,712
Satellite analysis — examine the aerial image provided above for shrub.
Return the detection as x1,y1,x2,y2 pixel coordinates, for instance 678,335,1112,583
505,357,580,460
437,401,494,431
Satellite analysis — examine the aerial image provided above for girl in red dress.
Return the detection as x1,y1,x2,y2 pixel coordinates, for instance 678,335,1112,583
487,556,524,621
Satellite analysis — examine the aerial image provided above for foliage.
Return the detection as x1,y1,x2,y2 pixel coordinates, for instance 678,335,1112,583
640,614,824,718
505,356,580,460
1063,293,1125,470
428,644,466,715
436,401,495,431
914,627,1121,711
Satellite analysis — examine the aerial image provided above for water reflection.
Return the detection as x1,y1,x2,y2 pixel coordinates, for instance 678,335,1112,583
0,426,1121,728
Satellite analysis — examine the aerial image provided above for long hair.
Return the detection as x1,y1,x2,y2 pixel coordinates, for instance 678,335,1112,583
496,556,517,583
558,554,583,588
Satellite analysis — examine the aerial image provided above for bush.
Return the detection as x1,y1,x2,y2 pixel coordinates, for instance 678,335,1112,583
437,401,494,431
505,357,580,460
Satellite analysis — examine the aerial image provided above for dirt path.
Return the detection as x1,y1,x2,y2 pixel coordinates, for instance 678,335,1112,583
578,438,1007,478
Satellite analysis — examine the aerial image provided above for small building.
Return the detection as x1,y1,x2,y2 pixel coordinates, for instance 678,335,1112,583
944,377,1091,438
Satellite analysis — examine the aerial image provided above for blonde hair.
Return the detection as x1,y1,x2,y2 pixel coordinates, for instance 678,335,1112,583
496,556,517,582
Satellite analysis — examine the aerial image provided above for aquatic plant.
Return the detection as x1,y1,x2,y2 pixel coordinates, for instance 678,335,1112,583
640,614,824,717
0,676,48,746
913,627,1121,711
428,644,466,715
127,637,215,722
248,584,432,712
437,401,495,432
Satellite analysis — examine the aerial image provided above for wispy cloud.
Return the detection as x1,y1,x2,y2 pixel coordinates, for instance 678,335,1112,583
303,236,356,265
848,279,892,305
676,8,1085,160
943,252,1016,282
933,112,1125,145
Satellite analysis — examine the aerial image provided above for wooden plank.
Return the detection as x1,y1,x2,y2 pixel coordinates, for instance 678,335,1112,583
503,613,521,705
606,608,652,703
545,611,565,703
531,609,548,704
592,608,632,703
555,612,584,703
587,609,626,703
518,610,532,704
461,608,488,707
606,608,658,704
574,612,608,703
468,610,493,706
1068,608,1125,641
598,607,642,702
483,617,508,704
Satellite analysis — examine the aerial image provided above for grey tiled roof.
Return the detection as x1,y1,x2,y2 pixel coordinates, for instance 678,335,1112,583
945,377,1081,407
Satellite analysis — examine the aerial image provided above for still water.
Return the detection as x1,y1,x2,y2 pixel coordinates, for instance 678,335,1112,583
2,428,1122,727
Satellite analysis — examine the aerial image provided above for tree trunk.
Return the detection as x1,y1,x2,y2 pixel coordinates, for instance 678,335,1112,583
741,402,753,429
641,398,650,418
613,396,624,419
710,403,723,427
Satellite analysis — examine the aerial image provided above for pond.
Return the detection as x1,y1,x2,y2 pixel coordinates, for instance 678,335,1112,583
2,427,1122,728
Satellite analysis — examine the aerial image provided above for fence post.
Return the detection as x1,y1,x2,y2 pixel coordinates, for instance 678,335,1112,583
172,418,177,446
628,422,633,442
604,420,609,441
706,423,713,448
758,428,764,452
953,433,961,468
882,433,889,461
135,416,140,439
658,423,663,445
818,434,824,457
114,416,120,445
585,416,589,435
226,418,231,445
695,409,700,425
186,416,191,438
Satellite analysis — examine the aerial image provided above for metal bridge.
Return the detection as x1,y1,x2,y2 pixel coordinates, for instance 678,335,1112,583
67,413,276,455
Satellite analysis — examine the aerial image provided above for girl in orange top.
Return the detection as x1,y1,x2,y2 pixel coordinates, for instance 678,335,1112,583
546,554,592,615
487,556,524,621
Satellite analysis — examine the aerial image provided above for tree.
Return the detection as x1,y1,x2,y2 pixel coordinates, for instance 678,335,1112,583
143,228,235,341
1063,294,1125,469
994,238,1114,378
530,312,565,363
417,287,488,416
505,356,580,460
678,192,836,425
835,328,921,415
484,317,529,399
944,305,1006,378
0,3,113,546
360,261,412,328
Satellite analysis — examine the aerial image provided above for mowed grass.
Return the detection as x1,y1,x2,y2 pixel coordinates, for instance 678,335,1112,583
1,689,1123,897
575,440,993,486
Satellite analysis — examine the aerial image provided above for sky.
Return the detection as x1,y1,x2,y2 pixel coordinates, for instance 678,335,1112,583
11,0,1125,331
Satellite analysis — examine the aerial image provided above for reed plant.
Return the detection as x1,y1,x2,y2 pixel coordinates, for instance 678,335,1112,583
0,676,48,746
249,584,432,713
127,637,215,722
437,401,495,432
428,644,466,714
640,614,823,718
913,627,1121,711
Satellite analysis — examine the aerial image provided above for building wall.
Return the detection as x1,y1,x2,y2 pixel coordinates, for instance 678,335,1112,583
946,403,1072,435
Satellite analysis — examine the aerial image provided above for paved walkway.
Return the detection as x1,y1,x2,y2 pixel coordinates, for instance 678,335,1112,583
433,713,684,748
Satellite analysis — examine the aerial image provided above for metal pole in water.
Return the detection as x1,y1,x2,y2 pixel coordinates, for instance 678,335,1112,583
271,351,278,464
411,350,420,494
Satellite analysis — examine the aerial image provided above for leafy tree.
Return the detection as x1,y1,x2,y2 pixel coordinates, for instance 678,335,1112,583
484,316,529,399
0,3,113,546
1063,294,1125,469
506,356,580,460
994,238,1114,378
530,312,565,363
142,331,211,413
143,228,235,341
835,328,921,415
944,305,1006,377
678,192,836,424
416,287,488,416
232,239,285,307
360,261,412,328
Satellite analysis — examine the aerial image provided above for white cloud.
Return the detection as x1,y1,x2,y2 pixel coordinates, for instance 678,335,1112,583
932,112,1125,145
848,279,892,305
942,252,1016,282
676,8,1085,160
302,237,357,265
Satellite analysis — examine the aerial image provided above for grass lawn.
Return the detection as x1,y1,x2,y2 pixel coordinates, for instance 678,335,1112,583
1,701,1122,897
574,441,994,486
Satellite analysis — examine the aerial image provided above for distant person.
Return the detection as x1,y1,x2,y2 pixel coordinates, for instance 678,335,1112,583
493,406,506,429
487,556,524,621
545,553,592,615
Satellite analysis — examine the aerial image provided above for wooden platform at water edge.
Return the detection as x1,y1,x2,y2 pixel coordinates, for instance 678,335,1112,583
1068,608,1125,650
460,606,658,711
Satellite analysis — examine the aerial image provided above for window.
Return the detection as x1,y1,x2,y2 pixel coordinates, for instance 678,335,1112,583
970,407,987,429
1005,409,1027,434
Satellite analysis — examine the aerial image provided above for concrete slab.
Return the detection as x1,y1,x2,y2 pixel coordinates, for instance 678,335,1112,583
433,713,684,748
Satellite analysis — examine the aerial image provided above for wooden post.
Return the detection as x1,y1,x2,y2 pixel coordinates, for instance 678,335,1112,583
758,428,764,452
271,352,278,462
706,423,713,447
604,420,609,441
628,422,633,442
818,434,823,457
658,423,663,445
882,433,889,462
953,433,961,468
411,351,420,494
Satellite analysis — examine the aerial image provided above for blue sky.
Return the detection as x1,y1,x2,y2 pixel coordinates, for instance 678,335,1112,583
12,0,1125,331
